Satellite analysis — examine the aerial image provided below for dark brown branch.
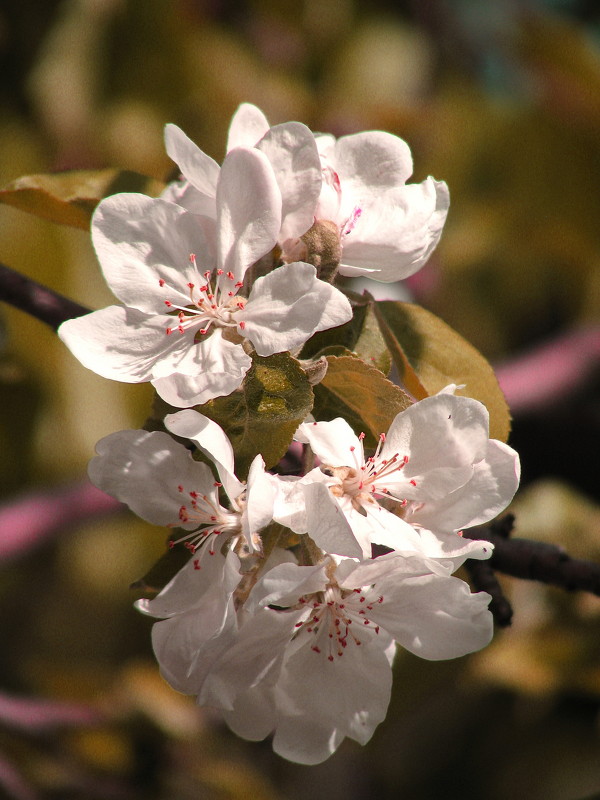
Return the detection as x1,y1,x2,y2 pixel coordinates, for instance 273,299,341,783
0,262,90,330
465,514,600,606
463,559,514,627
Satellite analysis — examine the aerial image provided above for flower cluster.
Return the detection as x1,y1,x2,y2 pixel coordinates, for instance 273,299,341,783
59,104,519,764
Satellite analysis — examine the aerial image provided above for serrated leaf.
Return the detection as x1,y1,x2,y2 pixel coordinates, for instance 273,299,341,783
313,355,412,447
373,300,511,442
0,169,165,230
197,352,314,478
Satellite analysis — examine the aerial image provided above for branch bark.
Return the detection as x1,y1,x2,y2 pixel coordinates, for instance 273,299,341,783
0,262,90,330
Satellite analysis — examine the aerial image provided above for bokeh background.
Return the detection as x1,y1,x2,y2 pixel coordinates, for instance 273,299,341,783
0,0,599,798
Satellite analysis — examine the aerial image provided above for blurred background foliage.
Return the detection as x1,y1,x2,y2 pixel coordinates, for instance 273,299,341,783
0,0,599,797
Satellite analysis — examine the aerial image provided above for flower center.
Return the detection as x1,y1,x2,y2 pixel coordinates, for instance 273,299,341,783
292,584,383,661
159,255,247,338
168,480,242,555
322,432,412,512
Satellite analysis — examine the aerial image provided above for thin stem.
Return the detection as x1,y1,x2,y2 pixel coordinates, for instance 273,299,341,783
0,261,90,331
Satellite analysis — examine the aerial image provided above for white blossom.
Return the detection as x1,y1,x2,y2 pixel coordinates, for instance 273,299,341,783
291,393,520,559
58,145,351,406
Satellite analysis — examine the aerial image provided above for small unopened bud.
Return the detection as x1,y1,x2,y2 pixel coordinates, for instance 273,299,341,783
299,355,329,386
300,220,342,283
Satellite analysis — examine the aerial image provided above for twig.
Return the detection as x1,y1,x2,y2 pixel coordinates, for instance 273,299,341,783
0,261,90,330
464,514,600,610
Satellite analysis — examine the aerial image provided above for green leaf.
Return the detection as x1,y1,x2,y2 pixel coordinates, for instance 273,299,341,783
313,355,412,447
373,300,511,442
198,352,314,478
0,169,165,230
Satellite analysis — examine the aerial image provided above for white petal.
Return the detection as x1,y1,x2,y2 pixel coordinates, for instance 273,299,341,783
244,455,278,546
164,124,219,213
59,306,196,383
91,194,216,313
413,439,520,532
161,178,216,218
382,394,490,479
272,716,345,765
223,685,278,741
88,429,216,528
151,596,238,695
256,121,322,240
334,130,414,196
278,619,393,748
217,147,282,279
296,417,364,467
303,483,363,559
151,330,251,406
338,178,449,281
165,409,244,502
226,103,270,151
241,262,352,355
199,607,299,710
369,573,493,660
248,562,327,610
137,549,241,618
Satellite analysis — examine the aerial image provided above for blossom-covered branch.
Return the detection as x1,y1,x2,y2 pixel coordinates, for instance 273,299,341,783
0,261,90,330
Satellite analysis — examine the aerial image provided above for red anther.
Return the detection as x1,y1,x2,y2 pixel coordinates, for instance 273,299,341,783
168,540,175,549
189,491,198,498
355,640,361,646
359,596,365,603
379,432,386,441
178,325,185,334
457,530,464,537
313,421,317,425
235,281,243,288
375,626,380,634
339,604,345,609
358,432,365,440
164,300,172,307
210,515,217,522
178,312,185,320
199,328,208,335
226,271,235,280
187,282,194,289
363,619,370,625
328,654,334,661
350,446,355,452
178,485,184,492
378,596,383,603
403,455,409,464
158,279,165,287
294,621,303,628
217,269,223,275
189,253,196,262
239,321,246,330
409,479,417,487
210,304,217,310
204,271,211,280
193,559,200,570
228,291,234,296
213,481,222,487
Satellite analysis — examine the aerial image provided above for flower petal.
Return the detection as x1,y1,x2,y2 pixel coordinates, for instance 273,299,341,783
241,262,352,356
91,194,216,313
226,103,270,151
151,329,252,406
338,178,449,281
303,483,363,559
256,122,322,240
217,147,282,279
296,417,364,468
369,573,493,660
413,439,520,531
165,409,244,502
88,429,216,529
59,306,196,383
164,124,219,214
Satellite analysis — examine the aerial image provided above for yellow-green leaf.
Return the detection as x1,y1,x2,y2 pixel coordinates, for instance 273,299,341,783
313,355,412,447
0,169,165,230
198,352,314,478
373,301,511,441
